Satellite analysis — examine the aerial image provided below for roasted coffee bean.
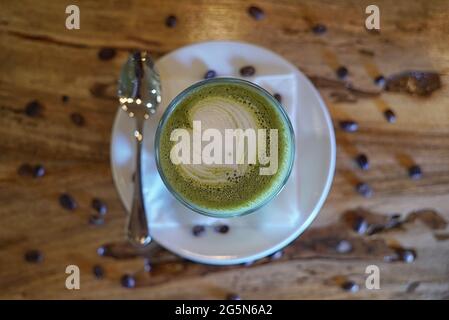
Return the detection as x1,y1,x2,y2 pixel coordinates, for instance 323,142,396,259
374,75,386,87
341,281,359,293
214,224,230,234
336,66,349,79
24,249,43,263
33,164,45,178
226,293,242,300
120,274,136,288
247,6,264,20
70,112,85,126
356,182,373,198
400,249,416,263
165,15,177,28
192,225,206,237
270,250,283,260
89,214,104,226
98,48,116,61
355,154,369,170
240,65,256,77
353,217,369,234
273,93,282,103
25,100,43,117
312,24,327,34
92,198,107,215
204,70,217,79
408,165,422,180
62,95,69,103
336,240,352,253
18,163,34,176
144,258,152,272
339,120,358,132
384,109,396,123
97,246,107,256
93,265,105,279
59,193,77,211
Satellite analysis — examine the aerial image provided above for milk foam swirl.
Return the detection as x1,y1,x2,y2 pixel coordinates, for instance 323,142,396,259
172,96,260,185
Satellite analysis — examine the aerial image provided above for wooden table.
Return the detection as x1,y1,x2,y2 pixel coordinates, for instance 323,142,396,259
1,0,448,299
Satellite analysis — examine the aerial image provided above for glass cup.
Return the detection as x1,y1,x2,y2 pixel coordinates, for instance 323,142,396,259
154,77,295,218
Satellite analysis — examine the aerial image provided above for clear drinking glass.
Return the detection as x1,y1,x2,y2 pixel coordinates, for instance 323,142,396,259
154,77,295,218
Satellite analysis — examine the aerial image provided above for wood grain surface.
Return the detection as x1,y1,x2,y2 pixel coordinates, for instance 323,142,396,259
0,0,448,299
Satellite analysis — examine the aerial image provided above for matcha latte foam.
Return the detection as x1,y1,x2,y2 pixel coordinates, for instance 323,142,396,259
155,78,295,217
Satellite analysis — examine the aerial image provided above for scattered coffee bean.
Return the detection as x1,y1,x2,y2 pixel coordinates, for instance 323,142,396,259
384,109,396,123
214,224,230,234
192,225,206,237
204,70,217,79
247,6,264,20
339,120,358,132
70,112,85,127
33,164,45,178
341,280,359,293
336,66,349,79
336,240,352,253
165,15,177,28
18,163,34,176
92,198,107,215
59,193,77,211
92,265,104,279
25,100,43,117
353,217,369,234
89,214,104,226
355,154,369,170
144,258,152,272
400,249,416,263
226,293,242,300
312,23,327,34
273,93,282,103
356,182,373,198
240,65,256,77
270,250,283,260
97,246,107,256
120,274,136,288
98,48,116,61
374,75,386,87
61,95,69,103
24,249,43,263
408,165,422,180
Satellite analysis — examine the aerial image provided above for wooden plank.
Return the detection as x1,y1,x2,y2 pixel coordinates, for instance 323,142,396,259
0,0,448,299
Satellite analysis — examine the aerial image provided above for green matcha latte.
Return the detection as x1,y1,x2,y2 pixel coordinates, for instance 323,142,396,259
156,78,295,217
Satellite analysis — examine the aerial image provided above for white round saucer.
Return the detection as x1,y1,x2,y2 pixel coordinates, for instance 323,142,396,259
111,41,336,265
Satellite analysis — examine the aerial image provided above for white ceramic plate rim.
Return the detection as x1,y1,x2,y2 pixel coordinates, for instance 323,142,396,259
110,40,336,265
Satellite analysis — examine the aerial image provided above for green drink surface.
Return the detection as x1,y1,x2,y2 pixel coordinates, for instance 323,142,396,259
157,80,294,216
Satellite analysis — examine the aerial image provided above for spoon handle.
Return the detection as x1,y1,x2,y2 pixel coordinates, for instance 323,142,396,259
126,117,151,247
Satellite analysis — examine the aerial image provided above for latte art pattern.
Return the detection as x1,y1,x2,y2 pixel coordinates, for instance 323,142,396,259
172,96,260,185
